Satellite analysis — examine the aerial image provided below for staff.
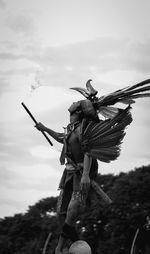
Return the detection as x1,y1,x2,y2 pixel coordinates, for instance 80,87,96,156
21,102,53,146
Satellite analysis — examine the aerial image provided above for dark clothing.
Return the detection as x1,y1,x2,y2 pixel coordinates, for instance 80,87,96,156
57,159,98,215
57,120,99,215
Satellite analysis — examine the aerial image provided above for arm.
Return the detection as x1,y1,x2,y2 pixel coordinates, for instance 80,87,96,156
82,153,92,177
80,153,92,194
35,122,64,144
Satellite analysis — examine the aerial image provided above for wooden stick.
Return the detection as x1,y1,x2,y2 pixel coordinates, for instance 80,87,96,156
91,180,112,205
42,232,52,254
21,102,53,146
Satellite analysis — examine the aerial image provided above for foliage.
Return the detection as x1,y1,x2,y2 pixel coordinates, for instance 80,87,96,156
0,165,150,253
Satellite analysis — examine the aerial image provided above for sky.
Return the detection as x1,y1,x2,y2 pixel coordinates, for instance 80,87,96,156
0,0,150,218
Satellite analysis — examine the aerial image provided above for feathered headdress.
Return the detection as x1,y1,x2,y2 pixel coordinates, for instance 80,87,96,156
70,79,150,119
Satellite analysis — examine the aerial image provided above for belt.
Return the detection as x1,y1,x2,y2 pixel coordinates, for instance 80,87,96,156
65,163,83,171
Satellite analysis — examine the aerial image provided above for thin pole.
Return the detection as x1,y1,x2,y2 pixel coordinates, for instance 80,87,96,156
42,232,52,254
21,102,53,146
130,228,139,254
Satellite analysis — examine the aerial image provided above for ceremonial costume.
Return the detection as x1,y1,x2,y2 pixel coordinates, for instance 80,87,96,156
57,120,98,215
34,78,150,254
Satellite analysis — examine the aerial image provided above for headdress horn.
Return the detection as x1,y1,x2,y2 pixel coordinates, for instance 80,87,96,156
86,79,98,96
70,79,98,99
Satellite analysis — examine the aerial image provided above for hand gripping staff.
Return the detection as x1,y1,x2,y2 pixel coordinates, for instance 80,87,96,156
21,102,53,146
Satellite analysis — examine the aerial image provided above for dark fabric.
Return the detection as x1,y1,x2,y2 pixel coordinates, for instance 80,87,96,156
57,165,98,215
59,143,66,165
61,223,79,241
57,177,73,215
59,121,81,165
58,159,98,190
58,169,77,190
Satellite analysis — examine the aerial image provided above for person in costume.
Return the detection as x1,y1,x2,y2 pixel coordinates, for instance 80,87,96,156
35,79,150,254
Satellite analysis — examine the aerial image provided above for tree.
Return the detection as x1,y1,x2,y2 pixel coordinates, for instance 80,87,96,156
0,165,150,254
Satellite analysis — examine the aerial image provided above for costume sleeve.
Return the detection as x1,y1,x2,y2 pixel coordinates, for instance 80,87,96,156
81,106,132,163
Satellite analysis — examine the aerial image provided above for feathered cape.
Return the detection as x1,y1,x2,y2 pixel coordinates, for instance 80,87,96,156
80,106,132,163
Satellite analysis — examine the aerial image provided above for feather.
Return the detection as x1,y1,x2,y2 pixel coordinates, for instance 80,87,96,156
98,106,119,119
119,93,150,104
96,79,150,107
81,106,132,163
126,78,150,91
119,85,150,98
86,106,131,139
119,98,135,104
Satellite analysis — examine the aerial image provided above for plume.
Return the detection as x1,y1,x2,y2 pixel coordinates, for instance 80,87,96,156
96,79,150,108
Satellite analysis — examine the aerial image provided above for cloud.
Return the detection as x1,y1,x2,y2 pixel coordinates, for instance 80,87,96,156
24,37,127,70
0,199,26,218
0,166,17,186
0,77,10,94
0,40,19,50
29,145,60,160
5,12,36,35
0,52,23,60
1,36,150,101
20,37,150,75
0,121,41,168
16,37,150,90
0,0,5,9
0,161,61,191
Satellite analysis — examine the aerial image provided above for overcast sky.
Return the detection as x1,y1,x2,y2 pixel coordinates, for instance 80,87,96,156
0,0,150,218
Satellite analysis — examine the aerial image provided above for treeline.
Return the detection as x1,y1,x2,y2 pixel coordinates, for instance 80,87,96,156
0,165,150,254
